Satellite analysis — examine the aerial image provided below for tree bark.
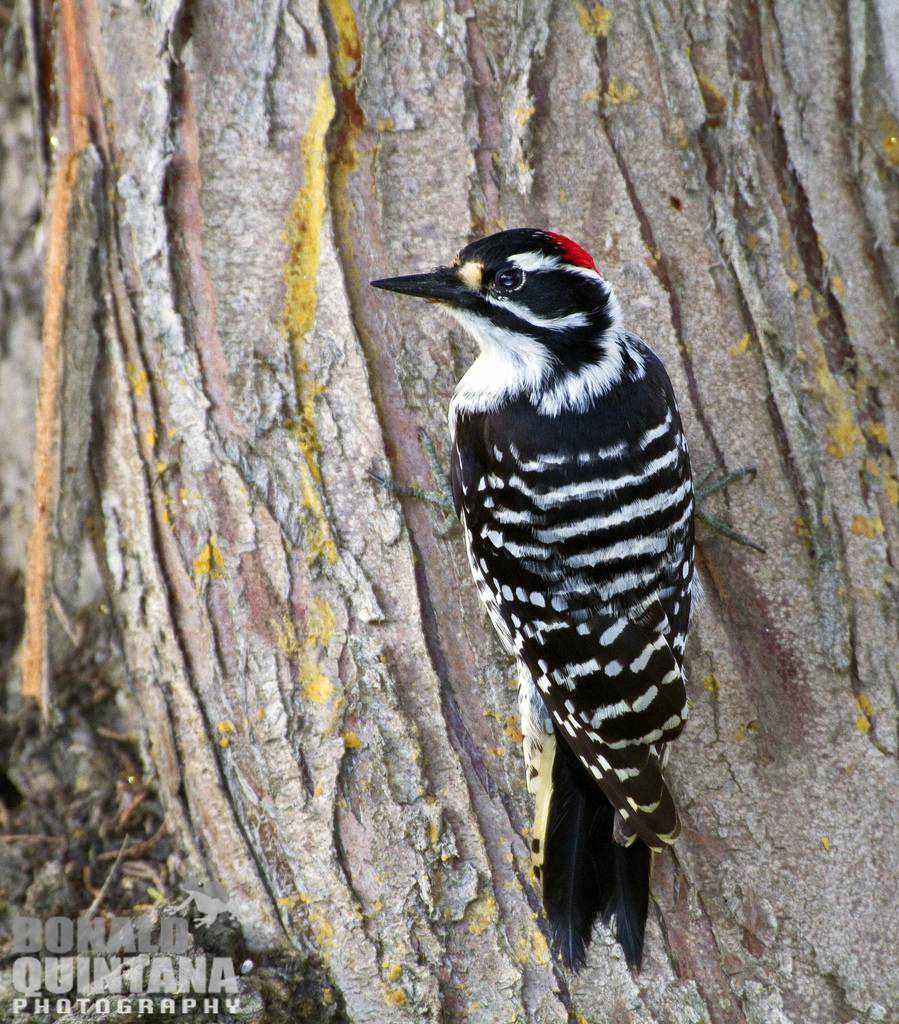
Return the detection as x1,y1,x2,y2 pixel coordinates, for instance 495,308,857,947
12,0,898,1021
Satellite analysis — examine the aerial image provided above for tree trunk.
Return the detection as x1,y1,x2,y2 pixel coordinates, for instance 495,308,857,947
12,0,898,1021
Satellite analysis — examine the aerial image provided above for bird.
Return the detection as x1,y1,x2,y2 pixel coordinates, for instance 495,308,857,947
371,228,696,972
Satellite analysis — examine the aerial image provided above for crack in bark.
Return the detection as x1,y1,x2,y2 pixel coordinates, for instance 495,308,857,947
680,24,830,577
774,0,899,336
592,36,728,477
762,0,899,578
669,849,750,1024
831,514,892,758
91,214,205,859
19,0,53,184
262,0,288,147
711,176,849,679
316,0,497,814
316,9,582,1014
315,0,514,831
163,61,245,444
649,867,718,1024
330,770,390,978
738,2,895,497
713,2,895,750
519,0,557,218
455,0,502,233
106,225,288,934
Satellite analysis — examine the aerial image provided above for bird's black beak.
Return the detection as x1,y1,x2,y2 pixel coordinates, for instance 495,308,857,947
370,267,468,305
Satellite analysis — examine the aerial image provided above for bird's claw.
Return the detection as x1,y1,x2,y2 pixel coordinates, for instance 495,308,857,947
695,465,765,553
368,467,458,536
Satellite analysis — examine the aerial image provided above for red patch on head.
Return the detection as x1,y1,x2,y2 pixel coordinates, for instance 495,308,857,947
545,231,597,271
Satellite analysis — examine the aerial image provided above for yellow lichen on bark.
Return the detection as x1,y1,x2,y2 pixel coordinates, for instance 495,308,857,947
850,515,884,539
324,0,363,262
811,349,864,459
281,12,361,576
730,333,751,356
283,79,339,565
382,960,402,983
307,595,336,647
383,987,407,1008
575,1,612,36
194,535,226,581
856,693,874,717
273,597,338,706
864,422,889,445
303,671,334,705
503,716,524,743
529,927,550,966
605,77,638,106
309,909,335,947
854,692,874,735
466,895,497,936
514,103,536,126
126,362,149,397
513,926,547,965
326,0,361,91
284,80,335,342
880,113,899,165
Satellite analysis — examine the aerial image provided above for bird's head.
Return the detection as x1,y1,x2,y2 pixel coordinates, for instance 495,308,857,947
371,229,620,385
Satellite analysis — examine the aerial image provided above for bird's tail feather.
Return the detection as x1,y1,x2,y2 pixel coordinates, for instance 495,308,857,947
537,732,651,971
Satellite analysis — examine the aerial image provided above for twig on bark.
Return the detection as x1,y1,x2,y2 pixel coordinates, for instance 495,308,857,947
85,835,129,917
20,0,93,715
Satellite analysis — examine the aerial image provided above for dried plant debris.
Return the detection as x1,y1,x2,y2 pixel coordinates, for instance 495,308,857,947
0,611,343,1022
0,619,173,925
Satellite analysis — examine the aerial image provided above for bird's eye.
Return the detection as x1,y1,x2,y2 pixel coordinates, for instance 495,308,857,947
495,267,525,291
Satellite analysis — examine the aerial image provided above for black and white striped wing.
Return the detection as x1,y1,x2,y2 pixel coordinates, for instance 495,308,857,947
514,600,686,850
451,350,694,852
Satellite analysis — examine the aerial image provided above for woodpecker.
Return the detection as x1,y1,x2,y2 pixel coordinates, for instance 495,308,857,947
372,229,695,971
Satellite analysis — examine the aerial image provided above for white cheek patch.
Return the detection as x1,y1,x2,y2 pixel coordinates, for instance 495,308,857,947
447,307,554,419
445,266,632,423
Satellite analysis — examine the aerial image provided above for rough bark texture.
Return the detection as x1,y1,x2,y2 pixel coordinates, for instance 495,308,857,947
4,0,898,1021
